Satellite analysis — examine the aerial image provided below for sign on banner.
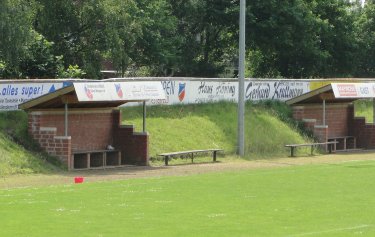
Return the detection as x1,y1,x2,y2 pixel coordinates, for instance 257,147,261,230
74,81,166,102
245,81,308,101
0,83,66,110
150,81,238,105
0,79,312,111
151,80,309,105
332,83,375,98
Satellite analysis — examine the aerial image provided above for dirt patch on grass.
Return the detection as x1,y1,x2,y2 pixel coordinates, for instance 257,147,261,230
2,151,375,189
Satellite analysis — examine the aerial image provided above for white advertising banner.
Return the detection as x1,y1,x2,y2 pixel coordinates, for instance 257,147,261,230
150,80,310,105
0,79,311,111
332,83,375,98
74,81,166,102
0,82,65,110
245,80,308,101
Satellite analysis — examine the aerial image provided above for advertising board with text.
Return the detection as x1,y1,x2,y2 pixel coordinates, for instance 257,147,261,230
0,82,67,110
151,80,310,105
74,81,166,102
332,83,375,98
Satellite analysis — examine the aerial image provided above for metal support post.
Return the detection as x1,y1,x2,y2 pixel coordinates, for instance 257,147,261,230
237,0,246,157
64,103,68,136
143,101,146,132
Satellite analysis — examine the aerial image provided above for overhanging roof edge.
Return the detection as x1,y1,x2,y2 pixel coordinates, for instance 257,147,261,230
286,84,333,105
19,85,76,110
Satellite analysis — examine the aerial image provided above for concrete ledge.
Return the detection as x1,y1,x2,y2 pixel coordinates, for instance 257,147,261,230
40,127,57,132
54,136,72,140
314,125,328,129
302,119,317,123
120,125,135,128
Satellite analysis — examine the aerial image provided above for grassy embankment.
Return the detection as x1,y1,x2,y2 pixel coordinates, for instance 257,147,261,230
0,112,58,176
122,101,313,162
0,100,344,174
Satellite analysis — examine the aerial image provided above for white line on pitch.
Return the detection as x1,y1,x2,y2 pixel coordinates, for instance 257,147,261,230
287,224,372,237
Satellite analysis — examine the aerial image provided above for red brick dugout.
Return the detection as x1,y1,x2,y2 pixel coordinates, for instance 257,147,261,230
19,82,164,170
287,83,375,150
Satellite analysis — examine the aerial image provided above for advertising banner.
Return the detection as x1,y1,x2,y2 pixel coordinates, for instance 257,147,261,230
0,79,312,111
150,81,237,105
74,81,166,102
151,80,309,105
0,82,66,110
332,83,375,98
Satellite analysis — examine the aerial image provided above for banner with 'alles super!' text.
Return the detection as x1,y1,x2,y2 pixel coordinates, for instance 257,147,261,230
0,82,69,110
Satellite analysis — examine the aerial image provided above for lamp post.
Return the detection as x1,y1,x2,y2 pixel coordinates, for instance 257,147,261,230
237,0,246,156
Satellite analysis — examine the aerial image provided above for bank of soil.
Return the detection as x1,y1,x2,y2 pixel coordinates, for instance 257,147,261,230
2,151,375,189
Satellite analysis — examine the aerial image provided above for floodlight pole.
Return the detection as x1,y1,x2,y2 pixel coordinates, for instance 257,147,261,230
237,0,246,156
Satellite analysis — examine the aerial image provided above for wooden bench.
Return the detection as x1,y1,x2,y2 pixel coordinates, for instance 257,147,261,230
72,150,121,170
158,149,223,166
328,136,356,151
285,142,337,157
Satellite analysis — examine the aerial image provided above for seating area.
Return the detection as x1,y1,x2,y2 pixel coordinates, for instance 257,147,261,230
328,136,356,151
285,142,337,157
72,150,122,170
158,149,223,166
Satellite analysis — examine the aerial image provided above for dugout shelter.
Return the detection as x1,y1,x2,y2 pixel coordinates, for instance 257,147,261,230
287,83,375,151
19,81,165,170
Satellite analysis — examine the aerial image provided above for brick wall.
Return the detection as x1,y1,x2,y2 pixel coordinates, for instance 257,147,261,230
291,103,351,139
292,103,375,149
28,108,149,168
29,126,72,167
313,125,328,142
112,110,149,166
348,105,375,149
30,109,114,151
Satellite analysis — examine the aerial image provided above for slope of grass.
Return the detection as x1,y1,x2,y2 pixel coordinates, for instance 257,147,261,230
0,111,59,176
1,159,375,236
0,131,54,176
122,101,313,160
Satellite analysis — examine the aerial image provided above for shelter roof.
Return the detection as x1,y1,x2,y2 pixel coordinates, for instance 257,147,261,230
19,81,166,110
286,83,375,105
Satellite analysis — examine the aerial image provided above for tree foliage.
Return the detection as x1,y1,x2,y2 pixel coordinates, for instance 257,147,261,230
0,0,37,77
0,0,375,79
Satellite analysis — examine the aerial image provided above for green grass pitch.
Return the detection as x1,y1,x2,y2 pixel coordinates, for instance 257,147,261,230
1,160,375,236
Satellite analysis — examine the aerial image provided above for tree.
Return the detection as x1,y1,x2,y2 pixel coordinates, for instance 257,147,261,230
355,1,375,77
168,0,237,77
245,0,358,78
35,0,107,78
309,0,359,77
19,31,63,78
131,0,182,76
0,0,37,78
